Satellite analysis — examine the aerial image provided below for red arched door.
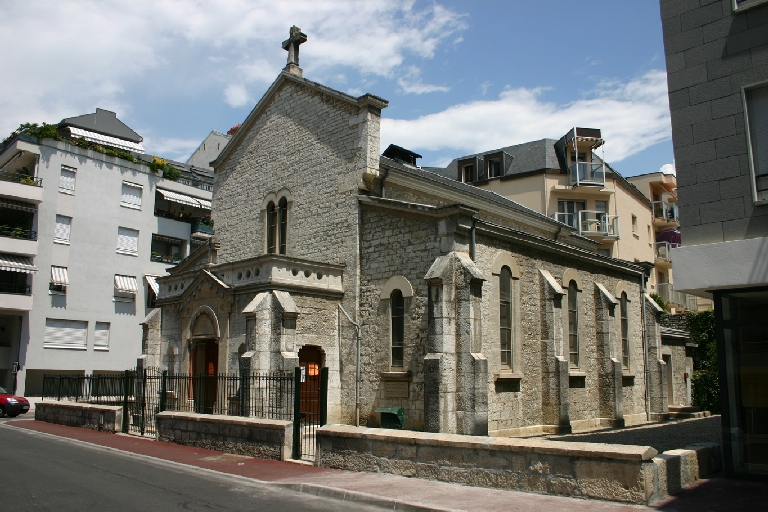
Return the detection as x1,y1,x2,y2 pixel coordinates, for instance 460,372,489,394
298,346,322,419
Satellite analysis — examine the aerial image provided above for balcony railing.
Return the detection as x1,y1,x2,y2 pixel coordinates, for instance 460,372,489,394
657,283,698,311
0,225,37,241
191,221,214,235
151,252,181,264
651,201,679,223
0,283,31,295
655,241,679,262
555,211,619,238
0,169,43,187
568,161,605,187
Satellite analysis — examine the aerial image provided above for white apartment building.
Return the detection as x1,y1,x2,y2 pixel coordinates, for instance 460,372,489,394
0,109,218,396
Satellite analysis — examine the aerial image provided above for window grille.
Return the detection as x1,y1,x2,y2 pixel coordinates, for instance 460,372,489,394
391,289,405,367
499,267,513,368
568,281,579,367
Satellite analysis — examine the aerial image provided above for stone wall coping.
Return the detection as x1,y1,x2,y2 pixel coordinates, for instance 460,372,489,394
156,411,291,430
318,425,658,461
35,401,122,413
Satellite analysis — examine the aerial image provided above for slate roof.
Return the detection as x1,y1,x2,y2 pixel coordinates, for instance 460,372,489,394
379,155,594,241
59,108,143,143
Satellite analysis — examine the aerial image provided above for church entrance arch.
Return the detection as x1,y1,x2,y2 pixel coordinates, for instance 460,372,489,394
189,308,220,414
298,345,323,420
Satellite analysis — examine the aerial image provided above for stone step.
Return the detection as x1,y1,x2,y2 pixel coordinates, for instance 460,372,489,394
668,406,711,419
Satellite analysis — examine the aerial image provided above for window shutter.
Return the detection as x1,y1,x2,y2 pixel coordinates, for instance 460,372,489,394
502,151,513,176
54,215,71,241
121,183,143,208
59,167,76,193
94,322,110,349
475,156,486,181
747,85,768,194
44,319,87,348
117,227,139,253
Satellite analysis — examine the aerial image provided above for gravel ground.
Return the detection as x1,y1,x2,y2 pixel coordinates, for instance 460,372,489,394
546,416,722,453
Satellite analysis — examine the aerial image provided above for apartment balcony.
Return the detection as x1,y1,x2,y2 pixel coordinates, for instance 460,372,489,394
150,252,182,264
568,161,605,188
657,283,698,311
654,241,679,267
652,200,679,226
0,169,44,204
190,220,214,236
554,210,619,240
0,283,33,312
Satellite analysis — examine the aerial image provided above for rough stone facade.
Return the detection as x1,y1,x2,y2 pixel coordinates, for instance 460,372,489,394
144,62,669,437
35,401,123,433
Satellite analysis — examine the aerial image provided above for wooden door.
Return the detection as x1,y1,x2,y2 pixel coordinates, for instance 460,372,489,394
299,346,322,418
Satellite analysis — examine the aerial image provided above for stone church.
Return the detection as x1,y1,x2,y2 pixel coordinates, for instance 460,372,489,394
143,28,671,436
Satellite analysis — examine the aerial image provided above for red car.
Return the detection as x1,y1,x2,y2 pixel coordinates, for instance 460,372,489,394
0,386,30,417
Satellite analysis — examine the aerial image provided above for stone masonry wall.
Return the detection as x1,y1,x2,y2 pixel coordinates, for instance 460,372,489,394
35,401,122,433
359,201,648,435
156,411,292,461
660,0,768,244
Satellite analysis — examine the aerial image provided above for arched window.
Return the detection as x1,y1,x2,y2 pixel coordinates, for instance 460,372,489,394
266,201,277,254
390,289,405,367
620,292,629,368
568,280,579,368
499,266,513,368
278,197,288,255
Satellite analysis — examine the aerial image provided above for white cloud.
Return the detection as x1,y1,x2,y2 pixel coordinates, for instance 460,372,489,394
141,135,203,162
660,162,676,175
397,67,450,95
381,70,672,164
0,1,466,138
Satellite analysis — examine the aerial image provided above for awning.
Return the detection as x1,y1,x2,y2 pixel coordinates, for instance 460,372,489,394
68,127,145,153
0,254,38,274
144,275,159,295
157,189,202,208
51,266,69,286
0,198,36,213
114,275,139,293
197,198,212,210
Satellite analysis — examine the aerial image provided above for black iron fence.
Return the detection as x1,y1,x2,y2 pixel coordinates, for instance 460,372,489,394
43,367,326,461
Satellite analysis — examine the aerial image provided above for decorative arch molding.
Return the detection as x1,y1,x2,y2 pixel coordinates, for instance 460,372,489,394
562,268,583,291
491,252,520,278
276,187,294,204
189,304,221,341
615,280,632,301
261,192,278,210
380,275,415,300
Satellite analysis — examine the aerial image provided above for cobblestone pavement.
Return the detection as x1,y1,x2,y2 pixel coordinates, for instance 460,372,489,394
546,416,722,453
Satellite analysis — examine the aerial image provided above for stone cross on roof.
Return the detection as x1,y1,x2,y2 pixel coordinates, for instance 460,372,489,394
282,26,307,68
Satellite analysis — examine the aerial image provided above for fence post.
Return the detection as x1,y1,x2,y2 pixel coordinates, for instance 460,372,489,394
292,366,301,460
159,370,167,413
122,370,130,434
57,376,62,401
239,370,247,417
140,368,147,436
320,367,328,426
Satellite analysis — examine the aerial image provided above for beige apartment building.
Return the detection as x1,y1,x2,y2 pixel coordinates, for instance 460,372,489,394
431,127,697,312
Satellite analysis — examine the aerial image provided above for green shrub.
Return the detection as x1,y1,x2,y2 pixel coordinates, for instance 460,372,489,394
162,165,181,181
687,309,720,413
650,293,671,313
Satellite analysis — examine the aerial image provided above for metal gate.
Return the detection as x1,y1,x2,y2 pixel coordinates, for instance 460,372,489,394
292,366,328,460
123,367,162,436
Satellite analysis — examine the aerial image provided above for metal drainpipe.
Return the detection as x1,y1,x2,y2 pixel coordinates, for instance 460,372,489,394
641,271,651,421
338,305,361,427
469,217,476,260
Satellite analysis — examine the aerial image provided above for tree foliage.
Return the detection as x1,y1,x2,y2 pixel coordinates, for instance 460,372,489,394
687,309,720,413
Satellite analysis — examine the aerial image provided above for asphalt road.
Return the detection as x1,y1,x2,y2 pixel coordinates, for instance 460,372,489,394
0,422,379,511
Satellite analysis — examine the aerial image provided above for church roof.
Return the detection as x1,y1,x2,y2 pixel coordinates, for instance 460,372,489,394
59,108,143,143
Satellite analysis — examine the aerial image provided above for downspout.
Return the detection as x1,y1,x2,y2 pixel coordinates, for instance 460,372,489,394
469,217,476,261
338,304,360,426
380,167,390,199
641,271,651,421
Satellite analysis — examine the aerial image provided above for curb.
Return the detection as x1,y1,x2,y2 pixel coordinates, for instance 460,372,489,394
275,482,456,512
2,422,455,512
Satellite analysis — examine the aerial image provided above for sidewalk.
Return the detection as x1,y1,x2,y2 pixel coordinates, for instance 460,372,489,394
5,419,767,511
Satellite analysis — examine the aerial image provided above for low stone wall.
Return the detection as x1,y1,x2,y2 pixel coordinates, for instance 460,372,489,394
317,426,721,505
155,411,292,461
35,401,122,433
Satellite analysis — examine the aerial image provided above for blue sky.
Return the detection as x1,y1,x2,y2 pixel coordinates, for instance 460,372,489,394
0,1,673,177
